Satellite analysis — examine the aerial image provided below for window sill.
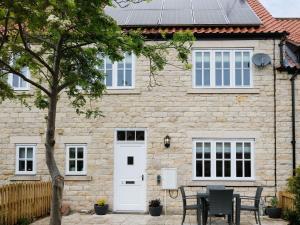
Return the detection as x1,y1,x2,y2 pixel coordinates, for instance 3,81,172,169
104,89,141,95
10,175,41,181
192,178,256,182
187,88,260,94
64,176,92,181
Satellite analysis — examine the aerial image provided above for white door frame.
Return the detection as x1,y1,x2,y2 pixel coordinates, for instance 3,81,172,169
113,128,147,212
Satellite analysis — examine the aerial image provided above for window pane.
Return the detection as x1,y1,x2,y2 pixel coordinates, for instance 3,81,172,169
136,131,145,141
236,161,243,177
69,148,76,159
244,143,251,159
195,52,202,68
216,142,223,159
196,161,203,177
105,70,112,86
216,69,222,86
117,131,126,141
236,143,243,159
225,161,231,177
244,69,250,86
19,160,25,171
235,69,242,86
223,52,230,68
204,52,210,68
106,58,112,69
125,53,132,69
224,143,231,159
27,148,33,158
77,148,84,159
215,52,222,68
77,160,84,171
224,69,230,86
243,52,250,68
235,52,242,68
196,142,203,159
204,161,211,177
27,160,33,171
117,70,124,86
195,70,202,86
69,160,76,171
204,143,211,159
125,69,132,86
13,74,19,87
204,69,210,86
19,148,26,159
20,67,28,87
216,161,223,177
127,131,135,141
245,161,251,177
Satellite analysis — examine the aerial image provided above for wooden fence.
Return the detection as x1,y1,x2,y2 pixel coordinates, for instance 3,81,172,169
278,191,296,211
0,182,51,225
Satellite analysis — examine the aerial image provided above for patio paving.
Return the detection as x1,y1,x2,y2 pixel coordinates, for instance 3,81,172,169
32,213,287,225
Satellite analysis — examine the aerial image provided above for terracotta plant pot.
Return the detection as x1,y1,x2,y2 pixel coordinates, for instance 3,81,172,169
94,204,108,215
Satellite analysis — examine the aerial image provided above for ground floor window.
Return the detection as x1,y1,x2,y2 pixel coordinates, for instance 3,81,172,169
15,144,36,175
65,144,87,175
193,139,255,180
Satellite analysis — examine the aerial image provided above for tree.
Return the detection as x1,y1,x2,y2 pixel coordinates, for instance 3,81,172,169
0,1,194,224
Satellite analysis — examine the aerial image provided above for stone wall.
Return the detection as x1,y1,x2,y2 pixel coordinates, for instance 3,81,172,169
0,39,298,213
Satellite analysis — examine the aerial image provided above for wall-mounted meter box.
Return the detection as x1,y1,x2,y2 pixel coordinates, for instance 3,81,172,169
161,168,177,190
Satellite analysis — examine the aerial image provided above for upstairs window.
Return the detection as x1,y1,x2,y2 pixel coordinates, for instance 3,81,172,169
7,55,30,90
99,53,134,89
15,145,36,175
193,49,252,88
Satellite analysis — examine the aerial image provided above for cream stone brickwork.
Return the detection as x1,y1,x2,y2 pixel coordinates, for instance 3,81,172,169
0,39,299,213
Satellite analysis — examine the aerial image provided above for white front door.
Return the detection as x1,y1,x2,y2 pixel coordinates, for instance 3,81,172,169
114,130,147,211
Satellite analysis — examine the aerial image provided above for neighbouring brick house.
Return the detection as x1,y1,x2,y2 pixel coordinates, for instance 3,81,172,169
0,0,299,213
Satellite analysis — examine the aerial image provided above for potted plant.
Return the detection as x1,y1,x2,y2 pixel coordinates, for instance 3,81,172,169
266,196,282,218
94,198,109,215
149,199,163,216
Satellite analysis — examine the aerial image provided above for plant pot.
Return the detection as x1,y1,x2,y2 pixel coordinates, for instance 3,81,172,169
94,204,108,215
267,207,282,218
149,205,163,216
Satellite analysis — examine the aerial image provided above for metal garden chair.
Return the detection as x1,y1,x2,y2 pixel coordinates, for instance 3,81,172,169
179,186,202,225
207,189,234,225
240,187,263,225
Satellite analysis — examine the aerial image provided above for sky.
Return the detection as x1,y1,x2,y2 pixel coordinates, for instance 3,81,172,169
259,0,300,18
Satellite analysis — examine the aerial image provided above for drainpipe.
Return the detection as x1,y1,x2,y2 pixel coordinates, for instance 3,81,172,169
273,39,278,193
290,73,298,176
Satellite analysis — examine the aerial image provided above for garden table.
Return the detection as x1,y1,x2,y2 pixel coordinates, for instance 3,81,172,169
197,192,241,225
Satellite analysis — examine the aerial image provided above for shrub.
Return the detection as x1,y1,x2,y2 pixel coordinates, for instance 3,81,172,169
149,199,161,207
16,218,31,225
282,209,300,225
96,199,106,206
270,196,279,208
286,166,300,223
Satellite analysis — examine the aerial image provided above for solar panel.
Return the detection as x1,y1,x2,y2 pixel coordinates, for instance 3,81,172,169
105,0,261,26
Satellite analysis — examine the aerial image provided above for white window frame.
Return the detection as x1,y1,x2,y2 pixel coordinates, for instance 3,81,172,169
192,139,255,181
100,53,135,90
192,49,253,89
65,144,87,176
15,144,36,175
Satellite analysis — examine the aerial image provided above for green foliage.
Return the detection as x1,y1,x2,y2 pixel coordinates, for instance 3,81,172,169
149,199,161,207
96,198,106,206
288,167,300,216
270,196,279,208
16,218,31,225
0,0,194,117
282,209,300,225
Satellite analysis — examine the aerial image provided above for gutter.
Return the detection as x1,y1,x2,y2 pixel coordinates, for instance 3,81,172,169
290,72,298,176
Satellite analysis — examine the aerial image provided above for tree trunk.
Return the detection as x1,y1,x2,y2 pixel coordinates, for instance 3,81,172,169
45,94,64,225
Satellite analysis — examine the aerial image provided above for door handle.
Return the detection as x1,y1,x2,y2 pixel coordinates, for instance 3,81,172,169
141,174,144,181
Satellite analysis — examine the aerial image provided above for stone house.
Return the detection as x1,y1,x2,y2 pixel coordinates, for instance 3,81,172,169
0,0,300,213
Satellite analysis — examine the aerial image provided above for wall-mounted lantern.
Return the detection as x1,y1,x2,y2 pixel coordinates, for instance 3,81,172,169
164,135,171,148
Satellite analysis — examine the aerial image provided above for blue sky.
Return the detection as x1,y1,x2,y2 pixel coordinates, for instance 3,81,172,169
259,0,300,18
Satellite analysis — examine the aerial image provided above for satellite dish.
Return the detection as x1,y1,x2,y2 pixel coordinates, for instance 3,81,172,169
252,53,272,67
